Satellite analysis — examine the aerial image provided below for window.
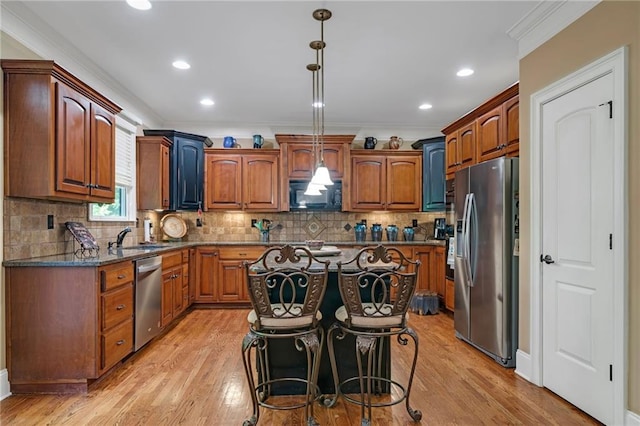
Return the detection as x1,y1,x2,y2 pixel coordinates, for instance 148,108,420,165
89,116,137,221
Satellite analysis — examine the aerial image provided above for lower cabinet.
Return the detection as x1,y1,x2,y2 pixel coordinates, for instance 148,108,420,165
161,249,190,327
445,277,455,311
413,244,446,300
195,245,266,304
5,260,134,393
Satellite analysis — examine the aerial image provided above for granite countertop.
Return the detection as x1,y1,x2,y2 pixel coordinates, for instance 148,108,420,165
2,239,446,268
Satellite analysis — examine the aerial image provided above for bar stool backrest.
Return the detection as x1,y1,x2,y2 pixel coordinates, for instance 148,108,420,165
337,245,420,329
245,245,329,330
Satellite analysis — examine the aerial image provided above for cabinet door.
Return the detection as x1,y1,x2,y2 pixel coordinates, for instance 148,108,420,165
90,103,116,200
195,248,218,302
445,278,455,311
243,154,279,211
172,267,184,315
56,83,91,196
350,155,385,211
445,132,459,178
433,246,446,298
287,143,344,179
205,154,242,210
217,260,245,302
161,144,171,208
504,96,519,157
386,156,421,211
172,137,204,210
476,105,504,163
423,142,445,211
413,247,434,293
161,270,174,326
458,121,476,169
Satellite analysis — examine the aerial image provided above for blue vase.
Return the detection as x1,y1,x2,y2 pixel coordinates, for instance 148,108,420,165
354,223,366,242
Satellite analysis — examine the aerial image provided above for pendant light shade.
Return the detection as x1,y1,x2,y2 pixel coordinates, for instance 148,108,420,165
310,163,333,186
304,182,324,196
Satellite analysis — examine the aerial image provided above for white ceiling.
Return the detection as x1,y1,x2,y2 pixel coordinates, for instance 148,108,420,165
2,1,541,141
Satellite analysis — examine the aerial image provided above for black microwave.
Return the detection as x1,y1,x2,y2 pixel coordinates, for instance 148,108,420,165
289,181,342,211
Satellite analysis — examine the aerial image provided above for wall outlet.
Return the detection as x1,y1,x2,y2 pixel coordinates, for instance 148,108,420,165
251,219,257,227
196,218,203,227
47,214,54,229
412,219,418,227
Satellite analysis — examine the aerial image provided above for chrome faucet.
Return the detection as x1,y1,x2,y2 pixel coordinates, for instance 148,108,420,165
115,227,132,247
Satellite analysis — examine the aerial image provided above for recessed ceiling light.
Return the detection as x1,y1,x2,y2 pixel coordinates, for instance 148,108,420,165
126,0,152,11
200,98,214,106
172,60,191,70
419,103,433,110
457,68,474,77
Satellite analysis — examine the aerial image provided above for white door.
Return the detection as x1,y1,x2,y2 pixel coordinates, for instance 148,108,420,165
541,72,614,424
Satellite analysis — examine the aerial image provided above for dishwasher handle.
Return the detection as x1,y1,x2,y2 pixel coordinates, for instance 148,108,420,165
137,261,162,274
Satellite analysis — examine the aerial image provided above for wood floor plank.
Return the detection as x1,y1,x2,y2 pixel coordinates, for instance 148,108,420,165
0,308,601,425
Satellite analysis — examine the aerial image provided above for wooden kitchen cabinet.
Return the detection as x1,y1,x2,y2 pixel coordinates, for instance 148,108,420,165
194,245,265,305
2,59,121,203
445,122,476,179
413,245,446,300
349,151,422,211
443,83,518,179
445,277,455,311
161,249,190,326
5,259,134,393
275,134,354,211
204,150,280,211
137,136,172,210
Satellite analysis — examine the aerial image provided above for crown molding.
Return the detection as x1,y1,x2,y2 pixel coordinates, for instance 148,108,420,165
1,1,161,127
507,0,601,59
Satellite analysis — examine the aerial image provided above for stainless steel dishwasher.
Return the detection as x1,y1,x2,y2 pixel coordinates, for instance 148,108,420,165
134,256,163,351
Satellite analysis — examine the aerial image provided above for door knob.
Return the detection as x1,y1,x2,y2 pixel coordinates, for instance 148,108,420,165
540,254,555,264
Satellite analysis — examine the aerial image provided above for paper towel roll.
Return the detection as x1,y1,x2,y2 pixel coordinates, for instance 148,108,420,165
144,219,152,242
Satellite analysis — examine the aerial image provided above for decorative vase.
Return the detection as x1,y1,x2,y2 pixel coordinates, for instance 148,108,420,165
260,231,270,243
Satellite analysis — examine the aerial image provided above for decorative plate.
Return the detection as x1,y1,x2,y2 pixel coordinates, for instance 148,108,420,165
161,214,188,239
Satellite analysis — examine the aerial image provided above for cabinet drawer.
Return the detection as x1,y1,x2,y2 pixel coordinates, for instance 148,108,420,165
162,251,184,269
101,319,133,370
101,283,134,331
100,262,134,291
218,246,266,260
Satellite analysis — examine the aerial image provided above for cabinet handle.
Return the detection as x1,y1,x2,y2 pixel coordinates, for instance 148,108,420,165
117,274,126,279
116,304,125,310
239,253,247,256
116,339,125,346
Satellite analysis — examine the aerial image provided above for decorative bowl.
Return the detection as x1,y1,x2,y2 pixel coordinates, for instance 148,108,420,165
305,240,324,251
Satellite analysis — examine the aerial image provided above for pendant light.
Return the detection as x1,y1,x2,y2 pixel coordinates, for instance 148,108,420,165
307,8,333,188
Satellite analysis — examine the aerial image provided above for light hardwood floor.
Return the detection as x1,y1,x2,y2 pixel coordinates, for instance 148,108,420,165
1,308,599,425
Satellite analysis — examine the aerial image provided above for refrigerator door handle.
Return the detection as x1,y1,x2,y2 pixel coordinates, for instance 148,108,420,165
467,193,477,286
462,193,472,287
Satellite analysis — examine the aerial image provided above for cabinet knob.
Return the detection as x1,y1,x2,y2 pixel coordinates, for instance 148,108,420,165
117,274,126,279
116,304,125,310
116,339,125,346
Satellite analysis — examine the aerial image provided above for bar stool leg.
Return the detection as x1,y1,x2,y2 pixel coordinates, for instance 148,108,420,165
296,330,321,426
402,327,422,421
356,335,377,426
241,332,261,426
324,323,343,408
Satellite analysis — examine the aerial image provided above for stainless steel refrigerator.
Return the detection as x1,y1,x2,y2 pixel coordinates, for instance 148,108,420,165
454,157,519,367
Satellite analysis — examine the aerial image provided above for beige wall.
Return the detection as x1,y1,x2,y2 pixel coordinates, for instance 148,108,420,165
519,0,640,412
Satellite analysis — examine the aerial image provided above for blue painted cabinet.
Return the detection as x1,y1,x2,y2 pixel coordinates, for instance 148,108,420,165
419,137,446,211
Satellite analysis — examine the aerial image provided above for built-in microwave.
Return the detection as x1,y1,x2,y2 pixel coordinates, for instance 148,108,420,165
289,181,342,211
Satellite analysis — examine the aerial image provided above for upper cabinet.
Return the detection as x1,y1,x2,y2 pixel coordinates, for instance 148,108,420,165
137,136,173,210
2,60,121,203
204,149,280,212
415,137,446,212
142,130,207,211
349,151,422,212
442,83,518,179
275,134,354,211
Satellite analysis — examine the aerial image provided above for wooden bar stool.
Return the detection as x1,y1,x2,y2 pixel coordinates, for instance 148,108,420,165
325,245,422,425
241,245,329,426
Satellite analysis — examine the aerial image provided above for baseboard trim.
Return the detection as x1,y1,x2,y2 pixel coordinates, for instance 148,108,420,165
626,409,640,426
0,369,11,401
514,349,534,383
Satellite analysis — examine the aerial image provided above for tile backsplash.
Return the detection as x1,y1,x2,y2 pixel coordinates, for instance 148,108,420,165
3,197,452,261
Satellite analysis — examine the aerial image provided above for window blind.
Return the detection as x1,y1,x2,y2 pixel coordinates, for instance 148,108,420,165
115,125,135,187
